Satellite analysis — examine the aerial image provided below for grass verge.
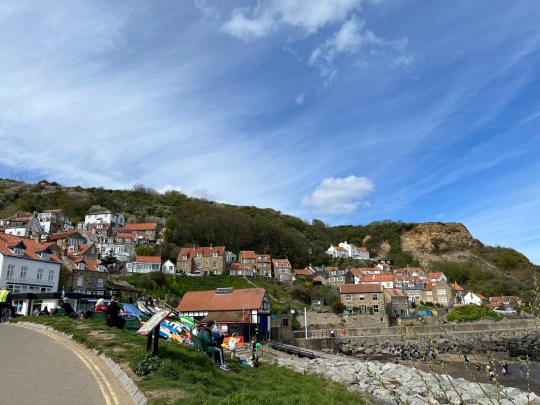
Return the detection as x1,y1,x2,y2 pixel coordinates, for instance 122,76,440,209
12,316,370,405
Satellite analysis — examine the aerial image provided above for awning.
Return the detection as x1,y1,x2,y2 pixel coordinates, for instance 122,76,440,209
202,310,250,323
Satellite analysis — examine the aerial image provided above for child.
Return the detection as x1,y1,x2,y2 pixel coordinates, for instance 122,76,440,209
229,332,239,360
250,337,261,367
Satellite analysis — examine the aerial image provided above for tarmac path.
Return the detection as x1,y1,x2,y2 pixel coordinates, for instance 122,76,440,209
0,323,136,405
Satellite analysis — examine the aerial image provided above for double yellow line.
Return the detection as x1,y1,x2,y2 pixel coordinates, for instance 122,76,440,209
18,324,120,405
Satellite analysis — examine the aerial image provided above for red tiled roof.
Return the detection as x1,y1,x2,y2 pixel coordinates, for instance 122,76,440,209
177,288,266,312
239,251,257,259
450,283,464,291
124,223,159,231
341,284,383,294
384,288,408,297
178,246,226,260
49,230,83,241
362,274,394,283
0,234,62,264
67,257,106,272
331,245,348,251
117,233,136,240
272,259,291,268
475,293,488,300
135,256,161,263
427,272,443,280
294,269,312,276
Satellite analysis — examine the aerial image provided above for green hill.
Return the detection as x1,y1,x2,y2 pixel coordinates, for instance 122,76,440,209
1,178,538,299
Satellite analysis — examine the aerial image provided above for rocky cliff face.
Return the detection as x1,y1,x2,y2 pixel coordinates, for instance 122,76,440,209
400,222,486,268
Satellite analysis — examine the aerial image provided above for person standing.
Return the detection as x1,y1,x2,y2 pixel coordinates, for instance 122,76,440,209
0,285,15,319
229,332,239,360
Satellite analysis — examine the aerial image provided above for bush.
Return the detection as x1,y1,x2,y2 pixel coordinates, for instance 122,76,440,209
133,353,162,376
447,305,503,322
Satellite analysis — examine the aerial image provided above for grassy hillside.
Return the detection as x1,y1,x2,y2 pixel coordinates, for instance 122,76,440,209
1,179,538,298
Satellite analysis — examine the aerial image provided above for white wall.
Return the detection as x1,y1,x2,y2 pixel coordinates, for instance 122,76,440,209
0,254,61,294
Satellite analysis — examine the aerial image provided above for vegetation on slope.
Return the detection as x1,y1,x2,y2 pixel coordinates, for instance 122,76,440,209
447,305,503,322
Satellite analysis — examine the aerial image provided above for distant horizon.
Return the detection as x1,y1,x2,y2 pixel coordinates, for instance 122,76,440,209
1,1,539,265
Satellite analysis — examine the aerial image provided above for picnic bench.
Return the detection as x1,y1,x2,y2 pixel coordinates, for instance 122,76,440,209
53,308,66,317
91,311,106,320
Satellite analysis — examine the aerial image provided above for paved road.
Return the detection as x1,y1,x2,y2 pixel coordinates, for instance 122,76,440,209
0,323,135,405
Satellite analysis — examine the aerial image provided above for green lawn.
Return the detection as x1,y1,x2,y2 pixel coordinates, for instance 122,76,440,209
13,316,370,405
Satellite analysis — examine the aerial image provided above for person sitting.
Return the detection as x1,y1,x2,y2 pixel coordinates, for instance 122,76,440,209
106,296,126,329
95,298,107,312
61,298,80,319
32,307,41,316
40,306,50,316
200,320,228,370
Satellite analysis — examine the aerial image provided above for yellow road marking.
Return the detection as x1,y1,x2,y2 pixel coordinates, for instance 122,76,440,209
17,325,120,405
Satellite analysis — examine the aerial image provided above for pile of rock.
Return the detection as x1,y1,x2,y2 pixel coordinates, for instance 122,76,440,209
275,356,540,404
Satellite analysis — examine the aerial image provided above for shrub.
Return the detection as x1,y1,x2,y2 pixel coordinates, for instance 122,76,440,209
133,353,162,376
447,305,503,322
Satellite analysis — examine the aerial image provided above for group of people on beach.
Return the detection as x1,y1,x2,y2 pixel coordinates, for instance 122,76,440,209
388,344,438,362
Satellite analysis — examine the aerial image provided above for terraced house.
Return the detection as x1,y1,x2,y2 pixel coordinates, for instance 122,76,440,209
340,284,386,316
176,246,226,275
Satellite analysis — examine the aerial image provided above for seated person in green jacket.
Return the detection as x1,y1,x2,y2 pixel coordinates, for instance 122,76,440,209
199,320,228,370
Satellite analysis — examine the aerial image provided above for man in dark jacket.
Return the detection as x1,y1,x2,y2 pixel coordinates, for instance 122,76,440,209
106,296,126,329
200,320,228,370
61,298,80,318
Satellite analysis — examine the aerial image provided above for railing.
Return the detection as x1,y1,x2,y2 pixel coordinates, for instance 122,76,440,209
269,342,317,359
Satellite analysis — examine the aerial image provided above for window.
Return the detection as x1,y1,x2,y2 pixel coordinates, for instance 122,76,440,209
372,293,378,300
182,255,187,260
345,294,352,301
146,230,152,234
213,252,218,257
76,277,84,287
373,305,379,313
37,268,44,280
437,289,446,296
358,294,365,300
213,262,217,268
48,270,54,282
68,246,75,252
78,263,85,270
13,247,24,255
20,266,27,279
7,265,14,279
392,299,398,304
196,253,202,258
181,262,186,268
41,252,50,259
97,279,104,288
205,262,209,268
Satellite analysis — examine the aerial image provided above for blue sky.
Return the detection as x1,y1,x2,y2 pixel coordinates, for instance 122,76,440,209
1,1,540,264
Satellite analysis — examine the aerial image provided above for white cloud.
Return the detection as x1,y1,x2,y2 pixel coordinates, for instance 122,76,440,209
294,92,305,105
301,175,375,215
222,0,362,40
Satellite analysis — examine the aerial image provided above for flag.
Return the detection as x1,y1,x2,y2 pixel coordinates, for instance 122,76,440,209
61,287,65,299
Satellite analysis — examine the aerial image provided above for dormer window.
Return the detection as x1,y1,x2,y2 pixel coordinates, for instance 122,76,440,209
41,252,50,259
77,262,85,270
12,247,24,255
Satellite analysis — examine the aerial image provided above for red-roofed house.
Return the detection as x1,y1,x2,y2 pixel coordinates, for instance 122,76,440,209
176,246,226,276
256,253,272,277
238,251,257,273
0,234,62,303
450,283,464,304
360,273,395,289
126,256,162,274
422,280,452,306
384,288,411,318
272,258,292,281
60,257,108,294
340,284,386,316
426,272,447,283
123,223,161,245
487,295,522,310
463,292,489,306
228,262,255,277
325,244,349,259
177,287,272,340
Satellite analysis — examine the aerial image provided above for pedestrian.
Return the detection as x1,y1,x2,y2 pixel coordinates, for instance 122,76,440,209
502,365,508,378
229,332,239,360
476,364,481,372
464,354,470,364
489,370,495,382
519,364,524,378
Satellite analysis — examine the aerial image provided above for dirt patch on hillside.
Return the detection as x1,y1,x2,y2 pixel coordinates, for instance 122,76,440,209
145,388,189,403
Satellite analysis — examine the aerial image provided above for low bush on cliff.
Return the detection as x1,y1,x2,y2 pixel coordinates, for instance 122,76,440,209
447,304,503,322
